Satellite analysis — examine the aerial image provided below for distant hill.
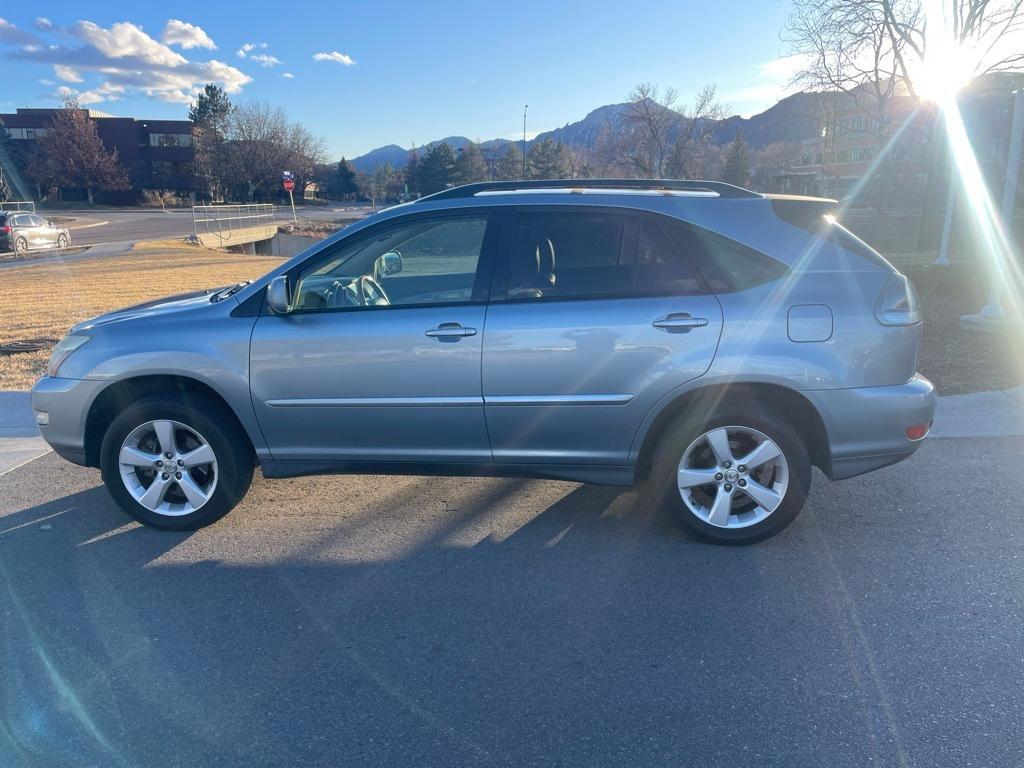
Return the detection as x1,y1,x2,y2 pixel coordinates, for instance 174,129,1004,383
348,92,827,172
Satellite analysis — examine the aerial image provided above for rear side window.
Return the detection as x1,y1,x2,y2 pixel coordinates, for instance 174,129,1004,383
507,212,630,299
665,220,788,293
634,217,703,295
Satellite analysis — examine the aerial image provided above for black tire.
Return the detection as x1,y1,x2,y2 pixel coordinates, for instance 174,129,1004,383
650,403,811,544
100,395,254,530
14,237,27,255
57,234,68,249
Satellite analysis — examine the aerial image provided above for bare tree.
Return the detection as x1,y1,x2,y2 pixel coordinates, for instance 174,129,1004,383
881,0,1024,97
222,101,327,202
787,0,906,152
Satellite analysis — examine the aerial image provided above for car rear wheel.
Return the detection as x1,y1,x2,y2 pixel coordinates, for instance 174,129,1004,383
651,405,811,544
57,234,68,249
14,237,27,255
100,395,254,530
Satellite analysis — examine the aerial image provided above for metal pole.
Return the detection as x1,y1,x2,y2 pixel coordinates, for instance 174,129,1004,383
981,88,1024,318
935,172,955,266
288,189,297,223
522,104,528,181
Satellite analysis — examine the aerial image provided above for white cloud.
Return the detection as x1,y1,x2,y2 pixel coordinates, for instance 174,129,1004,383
0,17,36,45
0,19,252,106
34,17,54,31
162,19,216,50
313,51,355,66
236,42,255,58
39,78,55,85
248,53,281,68
282,72,295,79
54,64,82,83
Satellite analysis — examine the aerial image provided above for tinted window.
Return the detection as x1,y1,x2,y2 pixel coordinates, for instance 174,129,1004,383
293,215,488,311
28,215,46,227
666,222,788,293
634,217,703,295
507,212,630,299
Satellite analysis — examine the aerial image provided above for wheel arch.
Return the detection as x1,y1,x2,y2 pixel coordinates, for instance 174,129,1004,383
632,381,831,482
84,375,256,468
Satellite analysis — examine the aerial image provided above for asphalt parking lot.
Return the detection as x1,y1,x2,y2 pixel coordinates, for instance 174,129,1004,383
2,436,1023,768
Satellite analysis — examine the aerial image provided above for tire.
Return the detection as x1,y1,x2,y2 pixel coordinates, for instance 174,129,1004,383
100,395,254,530
650,403,811,544
57,234,68,249
14,237,27,255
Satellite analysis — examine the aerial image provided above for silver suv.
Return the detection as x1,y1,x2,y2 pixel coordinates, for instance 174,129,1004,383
32,180,935,543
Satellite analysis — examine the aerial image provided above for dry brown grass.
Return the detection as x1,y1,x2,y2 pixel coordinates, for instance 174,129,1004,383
0,241,283,390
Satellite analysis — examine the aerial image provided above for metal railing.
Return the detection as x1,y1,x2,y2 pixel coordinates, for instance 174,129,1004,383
192,203,276,243
0,200,36,214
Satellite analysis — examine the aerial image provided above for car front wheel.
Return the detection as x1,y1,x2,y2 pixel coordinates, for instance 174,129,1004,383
652,405,811,544
100,396,254,530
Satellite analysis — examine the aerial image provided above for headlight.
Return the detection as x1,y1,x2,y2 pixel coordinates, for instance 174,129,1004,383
47,334,91,377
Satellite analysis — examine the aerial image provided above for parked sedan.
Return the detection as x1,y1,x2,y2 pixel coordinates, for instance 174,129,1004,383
0,212,70,254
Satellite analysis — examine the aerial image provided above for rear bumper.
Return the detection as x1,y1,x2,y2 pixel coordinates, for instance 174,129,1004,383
31,376,108,467
805,374,937,480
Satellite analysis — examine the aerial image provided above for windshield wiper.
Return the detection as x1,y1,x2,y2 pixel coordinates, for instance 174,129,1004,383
210,281,252,302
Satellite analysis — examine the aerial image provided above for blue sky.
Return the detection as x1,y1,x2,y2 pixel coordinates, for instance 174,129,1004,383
0,1,798,158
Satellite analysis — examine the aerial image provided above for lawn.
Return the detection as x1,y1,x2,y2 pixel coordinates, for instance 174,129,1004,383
0,241,283,390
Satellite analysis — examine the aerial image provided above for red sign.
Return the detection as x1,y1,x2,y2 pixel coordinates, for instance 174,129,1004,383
282,178,295,192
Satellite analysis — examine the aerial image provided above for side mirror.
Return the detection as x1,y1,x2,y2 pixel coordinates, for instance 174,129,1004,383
266,275,291,314
375,251,403,278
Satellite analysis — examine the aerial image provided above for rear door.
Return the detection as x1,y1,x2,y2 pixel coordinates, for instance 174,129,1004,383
482,207,723,465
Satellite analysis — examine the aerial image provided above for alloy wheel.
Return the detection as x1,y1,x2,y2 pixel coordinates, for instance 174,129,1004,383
118,419,218,516
676,426,789,529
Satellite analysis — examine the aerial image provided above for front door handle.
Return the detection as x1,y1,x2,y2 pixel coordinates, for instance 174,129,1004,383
425,322,477,339
652,313,709,333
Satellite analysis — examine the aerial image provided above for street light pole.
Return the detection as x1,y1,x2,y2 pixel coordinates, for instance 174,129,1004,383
523,104,528,181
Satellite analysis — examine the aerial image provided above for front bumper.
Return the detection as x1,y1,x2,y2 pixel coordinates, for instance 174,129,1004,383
30,376,109,466
805,374,937,480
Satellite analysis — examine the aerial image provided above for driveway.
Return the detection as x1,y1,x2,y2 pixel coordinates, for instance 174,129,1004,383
2,436,1022,767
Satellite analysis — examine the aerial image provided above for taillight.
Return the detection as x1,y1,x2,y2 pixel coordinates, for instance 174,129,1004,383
0,226,10,234
875,274,921,326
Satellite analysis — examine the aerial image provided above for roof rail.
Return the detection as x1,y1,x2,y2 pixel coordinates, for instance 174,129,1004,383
418,179,762,202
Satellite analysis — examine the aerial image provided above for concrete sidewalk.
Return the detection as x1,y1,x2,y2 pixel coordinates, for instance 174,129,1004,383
2,385,1023,476
0,392,49,475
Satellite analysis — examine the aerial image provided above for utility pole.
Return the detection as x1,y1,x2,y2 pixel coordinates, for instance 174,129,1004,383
961,88,1024,331
523,104,528,181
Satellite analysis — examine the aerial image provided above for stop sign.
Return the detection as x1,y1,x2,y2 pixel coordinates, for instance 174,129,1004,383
283,178,295,192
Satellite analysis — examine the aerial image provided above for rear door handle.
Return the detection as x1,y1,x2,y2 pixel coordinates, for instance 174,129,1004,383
425,322,477,339
652,313,709,333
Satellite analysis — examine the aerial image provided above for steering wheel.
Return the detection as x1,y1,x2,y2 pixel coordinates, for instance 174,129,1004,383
357,275,390,306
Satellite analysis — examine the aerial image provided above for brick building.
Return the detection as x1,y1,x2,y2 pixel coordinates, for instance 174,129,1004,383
0,107,197,204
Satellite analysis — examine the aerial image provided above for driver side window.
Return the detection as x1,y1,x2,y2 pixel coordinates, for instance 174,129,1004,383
293,214,489,311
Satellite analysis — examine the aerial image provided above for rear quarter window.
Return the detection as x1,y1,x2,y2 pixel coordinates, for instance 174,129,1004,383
664,219,789,293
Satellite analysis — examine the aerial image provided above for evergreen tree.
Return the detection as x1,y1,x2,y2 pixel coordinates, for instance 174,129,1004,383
334,157,358,198
527,138,572,180
495,142,524,180
415,142,457,194
453,142,488,184
721,133,750,187
189,84,233,200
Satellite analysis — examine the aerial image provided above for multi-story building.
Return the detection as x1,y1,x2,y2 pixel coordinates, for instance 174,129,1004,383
0,107,197,204
772,74,1024,210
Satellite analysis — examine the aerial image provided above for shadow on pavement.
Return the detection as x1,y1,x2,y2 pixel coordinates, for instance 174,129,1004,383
3,441,1024,767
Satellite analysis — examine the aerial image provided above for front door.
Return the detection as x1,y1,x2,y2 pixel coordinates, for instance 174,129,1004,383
482,208,723,465
250,211,496,463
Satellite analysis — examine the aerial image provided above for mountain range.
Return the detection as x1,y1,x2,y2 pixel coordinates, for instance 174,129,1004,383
348,91,826,173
